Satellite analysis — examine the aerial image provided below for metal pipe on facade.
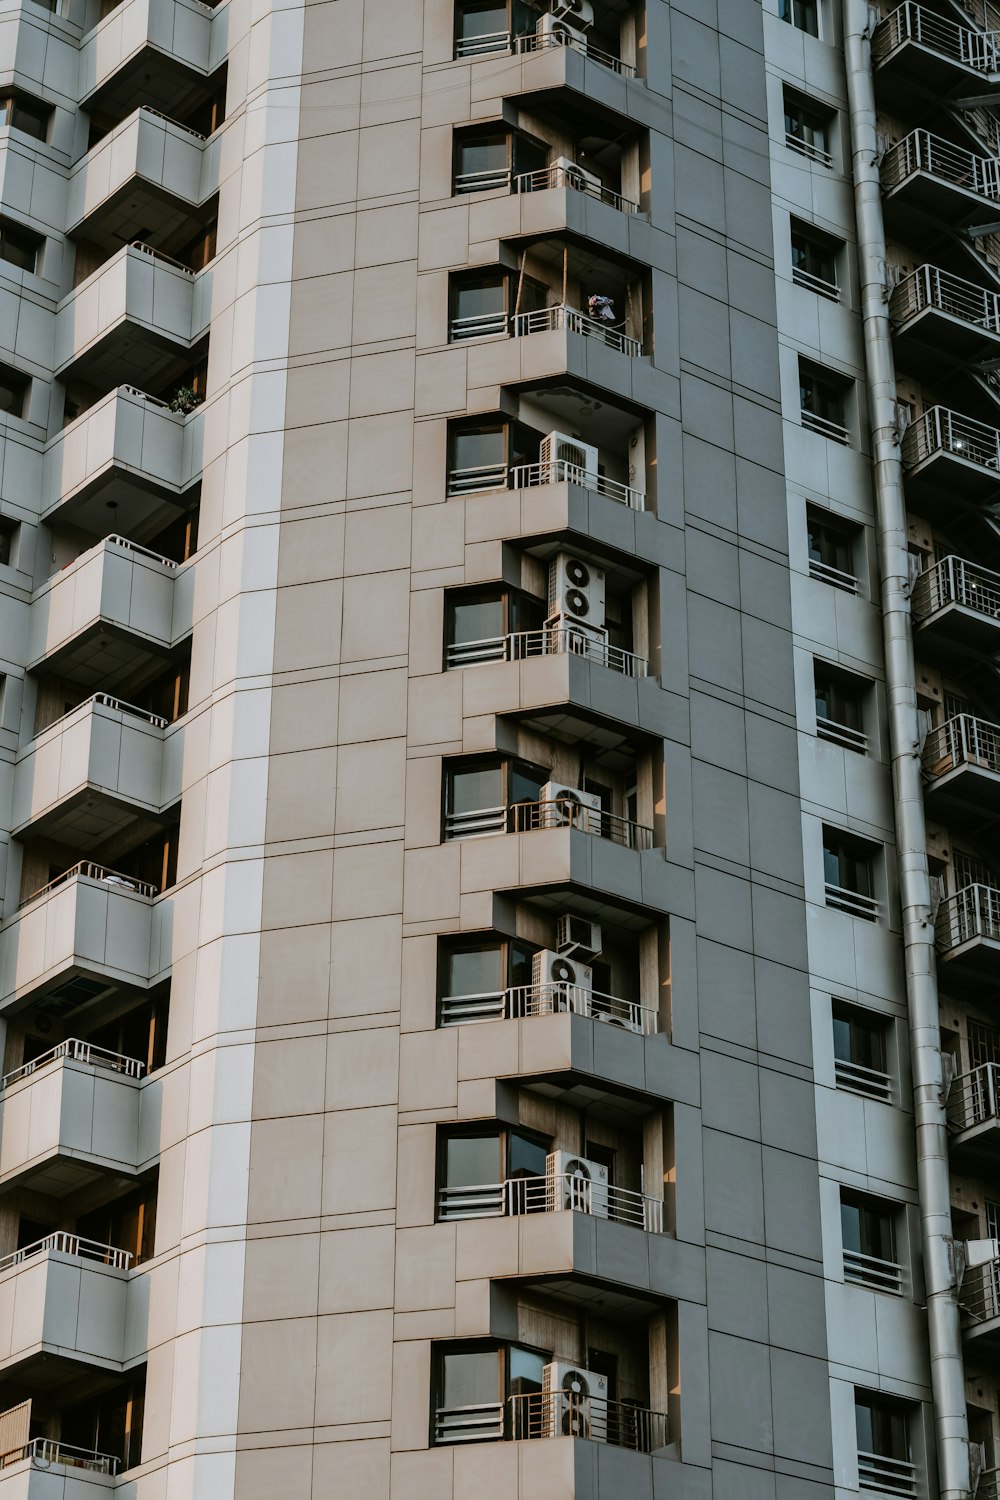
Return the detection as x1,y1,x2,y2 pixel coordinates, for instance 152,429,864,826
842,3,971,1495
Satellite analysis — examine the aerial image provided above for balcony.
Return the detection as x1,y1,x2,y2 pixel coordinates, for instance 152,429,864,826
0,1233,129,1381
26,535,181,691
11,695,169,846
0,1039,145,1194
436,1391,668,1452
42,385,202,535
457,25,636,78
439,979,656,1033
900,406,1000,516
446,621,647,677
889,264,1000,369
454,302,641,359
448,456,644,510
960,1256,1000,1354
55,243,205,390
455,159,639,218
935,883,1000,984
923,713,1000,821
857,1450,918,1498
881,130,1000,233
79,0,215,112
438,1170,663,1229
444,795,654,850
0,1437,119,1482
947,1063,1000,1163
872,3,1000,91
0,863,156,1011
912,554,1000,657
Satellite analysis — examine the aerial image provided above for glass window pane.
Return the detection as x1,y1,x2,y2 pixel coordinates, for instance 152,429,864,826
448,764,503,814
823,843,842,887
452,426,506,471
841,1199,862,1254
458,2,507,41
445,944,504,996
450,594,504,644
508,1346,547,1397
445,1134,502,1188
507,1132,547,1180
441,1349,500,1408
508,762,547,805
454,276,507,321
458,135,508,176
508,940,535,989
855,1397,875,1453
832,1015,852,1063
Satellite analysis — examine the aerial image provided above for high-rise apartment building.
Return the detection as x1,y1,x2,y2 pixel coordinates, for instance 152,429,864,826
1,0,1000,1495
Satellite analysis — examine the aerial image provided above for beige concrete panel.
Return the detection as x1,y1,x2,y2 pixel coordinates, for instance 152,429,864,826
291,215,357,281
411,417,447,507
517,827,576,887
346,346,416,423
347,412,414,498
389,1341,435,1455
269,679,340,755
461,831,521,894
331,841,404,919
282,421,349,507
272,579,343,672
318,1224,395,1314
464,489,523,544
413,349,468,417
288,272,355,358
296,130,360,211
265,748,338,840
417,205,471,273
398,1029,458,1111
257,925,331,1026
323,1104,397,1212
411,499,465,573
455,1439,520,1500
362,0,423,59
463,540,506,584
408,674,463,749
345,504,411,575
261,850,334,930
516,1014,574,1075
326,1025,399,1109
517,1208,575,1275
285,359,351,429
338,666,407,744
408,588,446,677
453,1276,492,1336
247,1114,325,1222
394,1225,456,1312
403,845,461,923
457,1018,519,1083
276,515,347,587
356,204,419,268
396,1122,436,1228
399,935,437,1033
341,569,410,660
461,661,521,718
404,757,444,849
252,1036,327,1118
234,1445,314,1500
336,739,406,833
330,913,403,1017
391,1449,455,1497
243,1233,321,1321
353,263,418,345
415,270,449,350
455,1216,520,1282
237,1317,319,1432
313,1437,391,1500
518,1437,577,1500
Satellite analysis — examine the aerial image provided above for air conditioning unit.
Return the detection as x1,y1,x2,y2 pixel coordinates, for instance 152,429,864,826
532,949,593,1012
539,430,600,486
546,1152,610,1218
548,552,605,627
540,781,602,829
551,154,603,195
593,999,643,1035
551,0,595,26
547,615,610,662
538,10,588,44
542,1360,609,1442
556,913,602,959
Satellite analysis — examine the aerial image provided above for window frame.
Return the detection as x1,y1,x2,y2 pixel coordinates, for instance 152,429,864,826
823,826,879,920
806,505,859,593
813,659,869,753
790,218,841,300
779,0,820,37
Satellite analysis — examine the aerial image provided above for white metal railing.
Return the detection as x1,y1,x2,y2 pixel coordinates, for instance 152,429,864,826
843,1246,905,1294
141,105,208,141
106,533,179,567
446,624,648,677
454,165,512,194
454,28,511,56
960,103,1000,159
923,712,1000,780
437,1173,664,1231
447,459,645,510
2,1038,145,1091
784,127,834,168
911,553,1000,623
881,128,1000,202
937,882,1000,951
816,715,869,753
129,240,196,276
835,1056,892,1101
438,980,656,1033
514,162,639,215
514,27,636,76
948,1061,1000,1132
958,0,1000,34
19,861,158,910
510,303,642,356
0,1438,120,1474
961,1255,1000,1322
0,1231,131,1275
809,557,860,592
434,1401,506,1444
450,309,509,340
857,1449,918,1497
40,691,168,736
825,882,879,921
890,263,1000,335
979,1466,1000,1500
801,407,850,444
902,403,1000,472
507,1390,668,1450
792,264,840,300
873,2,1000,72
444,797,654,851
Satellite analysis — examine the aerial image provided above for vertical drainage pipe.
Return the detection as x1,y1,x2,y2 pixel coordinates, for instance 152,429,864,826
842,3,970,1495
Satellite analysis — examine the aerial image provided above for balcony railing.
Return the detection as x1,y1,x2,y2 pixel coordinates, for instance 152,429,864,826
0,1437,120,1474
936,882,1000,951
0,1231,131,1275
455,28,512,56
902,404,1000,472
924,713,1000,780
801,407,850,444
843,1246,905,1294
103,532,180,568
514,27,636,76
447,459,645,510
911,553,1000,623
792,264,840,300
835,1056,892,1101
438,980,656,1033
961,1255,1000,1322
784,129,834,168
881,128,1000,202
948,1061,1000,1132
514,162,639,214
809,556,860,593
857,1449,918,1497
446,624,648,677
444,797,654,850
438,1172,664,1230
816,715,868,753
41,692,169,736
873,2,1000,72
435,1392,668,1450
19,861,158,910
2,1038,145,1091
979,1468,1000,1500
825,883,879,921
511,303,642,356
890,263,1000,335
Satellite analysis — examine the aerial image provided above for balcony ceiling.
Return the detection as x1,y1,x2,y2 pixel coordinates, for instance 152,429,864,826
524,1071,655,1124
520,884,655,932
520,1272,664,1320
32,626,169,695
519,381,643,447
74,181,205,261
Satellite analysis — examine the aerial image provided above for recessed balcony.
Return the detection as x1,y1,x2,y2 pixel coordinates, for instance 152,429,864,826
872,3,1000,93
923,713,1000,821
26,535,181,692
0,1232,129,1382
457,23,636,78
455,301,642,360
900,405,1000,517
947,1063,1000,1165
960,1254,1000,1355
912,554,1000,658
11,695,170,847
438,1167,664,1230
444,793,654,850
446,621,647,677
448,455,644,511
455,158,639,218
438,977,657,1032
0,1435,120,1482
436,1389,669,1453
890,264,1000,370
935,883,1000,984
881,130,1000,234
79,0,216,113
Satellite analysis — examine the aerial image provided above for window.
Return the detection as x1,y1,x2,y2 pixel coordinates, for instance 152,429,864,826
855,1392,915,1494
790,220,840,299
85,986,170,1075
437,935,536,1023
448,420,509,493
799,361,850,443
0,219,41,274
442,756,548,839
451,272,509,340
814,662,868,752
455,0,510,56
77,1179,157,1265
445,586,546,665
0,517,15,567
0,91,51,142
841,1191,901,1293
783,90,832,166
823,828,878,920
61,1371,145,1473
833,1002,890,1100
454,130,511,193
437,1127,548,1218
779,0,819,35
0,362,28,419
434,1345,505,1443
807,506,859,592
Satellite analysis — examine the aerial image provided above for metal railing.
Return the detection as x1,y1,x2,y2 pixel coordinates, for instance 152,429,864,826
19,861,158,910
447,459,645,510
2,1038,145,1090
857,1449,919,1497
444,797,654,850
816,715,869,752
809,557,860,592
454,165,512,194
961,1256,1000,1322
958,0,1000,33
890,263,1000,335
784,128,834,168
438,981,657,1033
129,239,196,276
514,27,636,76
825,882,880,921
438,1172,664,1231
843,1246,905,1294
901,403,1000,473
106,533,179,568
936,882,1000,951
881,128,1000,201
960,103,1000,159
923,712,1000,780
454,28,512,56
792,264,840,300
0,1438,120,1474
142,105,208,141
434,1402,506,1444
911,553,1000,623
979,1467,1000,1500
948,1061,1000,1132
508,1390,668,1450
450,309,509,340
514,162,639,215
41,691,169,736
446,624,648,677
511,303,642,356
873,2,1000,72
801,407,850,444
0,1231,131,1275
835,1056,892,1101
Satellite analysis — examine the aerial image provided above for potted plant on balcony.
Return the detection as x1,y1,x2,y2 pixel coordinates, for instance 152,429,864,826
169,386,203,415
